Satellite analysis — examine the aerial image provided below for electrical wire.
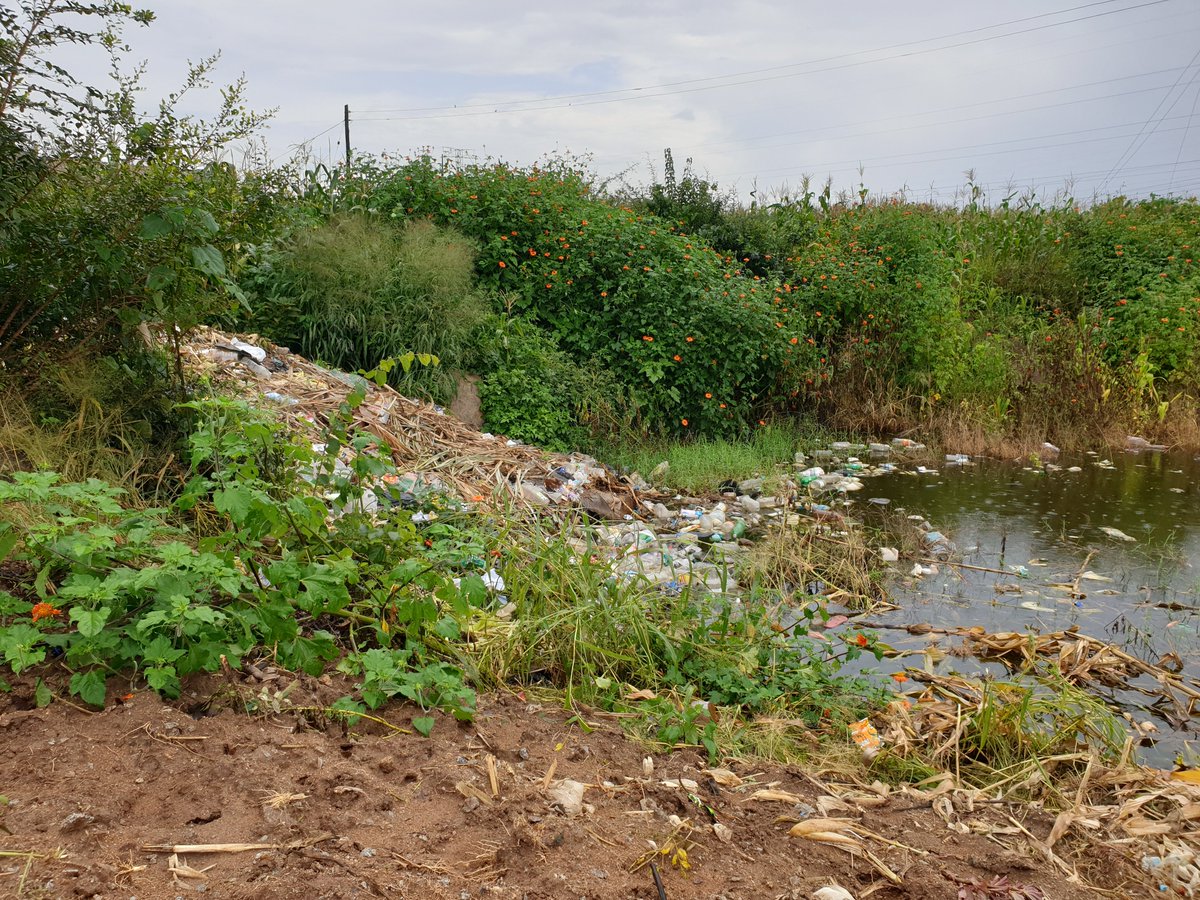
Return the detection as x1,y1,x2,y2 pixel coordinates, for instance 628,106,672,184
683,64,1192,154
354,0,1172,122
358,0,1146,115
1099,45,1200,189
706,121,1197,183
1168,80,1200,189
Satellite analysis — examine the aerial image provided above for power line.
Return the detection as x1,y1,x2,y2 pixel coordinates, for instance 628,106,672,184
709,120,1198,183
1118,62,1200,185
357,0,1144,116
680,65,1191,155
1169,79,1200,189
1099,45,1200,189
270,119,344,165
354,0,1172,123
694,84,1188,163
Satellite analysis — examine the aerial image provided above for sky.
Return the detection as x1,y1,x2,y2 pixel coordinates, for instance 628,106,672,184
55,0,1200,204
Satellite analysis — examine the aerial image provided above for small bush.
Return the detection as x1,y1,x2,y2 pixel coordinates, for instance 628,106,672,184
473,315,625,450
243,215,488,402
371,156,797,436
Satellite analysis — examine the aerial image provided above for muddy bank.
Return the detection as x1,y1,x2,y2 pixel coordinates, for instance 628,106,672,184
0,676,1131,900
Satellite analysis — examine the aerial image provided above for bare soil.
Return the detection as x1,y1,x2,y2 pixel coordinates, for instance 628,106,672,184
0,673,1146,899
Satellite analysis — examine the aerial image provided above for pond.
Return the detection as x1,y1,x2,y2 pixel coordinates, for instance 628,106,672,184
856,450,1200,767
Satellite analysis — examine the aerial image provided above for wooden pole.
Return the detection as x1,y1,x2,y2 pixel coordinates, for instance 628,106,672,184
343,104,351,171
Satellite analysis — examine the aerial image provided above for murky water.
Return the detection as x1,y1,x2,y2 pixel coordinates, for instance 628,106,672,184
855,452,1200,766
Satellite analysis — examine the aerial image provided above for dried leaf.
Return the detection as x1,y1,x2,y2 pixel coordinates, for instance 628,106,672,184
748,788,805,804
625,688,657,701
704,768,743,788
1045,811,1073,849
788,817,857,836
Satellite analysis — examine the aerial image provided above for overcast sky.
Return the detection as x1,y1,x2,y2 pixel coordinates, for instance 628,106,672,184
62,0,1200,203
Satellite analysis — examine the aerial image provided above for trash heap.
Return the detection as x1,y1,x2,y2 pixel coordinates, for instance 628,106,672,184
182,329,950,606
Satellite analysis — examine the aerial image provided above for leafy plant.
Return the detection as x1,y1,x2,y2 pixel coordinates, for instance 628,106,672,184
239,214,486,402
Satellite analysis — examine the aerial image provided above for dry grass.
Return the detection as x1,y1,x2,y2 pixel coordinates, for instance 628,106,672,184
0,374,171,493
740,519,889,611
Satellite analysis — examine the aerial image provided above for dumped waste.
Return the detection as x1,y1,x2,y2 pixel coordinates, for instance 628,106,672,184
183,328,936,609
161,329,1200,895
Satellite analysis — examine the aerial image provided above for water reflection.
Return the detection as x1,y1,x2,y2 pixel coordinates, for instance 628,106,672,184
855,452,1199,766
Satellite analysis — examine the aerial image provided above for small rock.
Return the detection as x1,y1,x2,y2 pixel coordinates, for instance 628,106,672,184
813,887,856,900
360,847,376,858
59,812,96,833
461,796,480,813
548,779,588,817
377,755,395,774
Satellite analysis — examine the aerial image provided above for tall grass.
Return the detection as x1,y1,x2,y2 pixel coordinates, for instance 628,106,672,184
243,214,488,402
594,422,842,494
0,364,175,494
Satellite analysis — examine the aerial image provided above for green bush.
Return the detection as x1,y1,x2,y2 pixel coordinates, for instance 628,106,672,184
369,156,798,436
241,214,488,402
0,3,275,382
473,315,624,450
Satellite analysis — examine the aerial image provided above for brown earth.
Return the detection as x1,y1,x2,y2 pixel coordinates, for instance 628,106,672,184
0,673,1147,900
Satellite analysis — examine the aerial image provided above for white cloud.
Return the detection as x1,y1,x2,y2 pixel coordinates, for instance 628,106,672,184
54,0,1200,200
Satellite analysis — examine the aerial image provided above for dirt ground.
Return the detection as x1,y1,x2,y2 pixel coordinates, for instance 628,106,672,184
0,672,1150,900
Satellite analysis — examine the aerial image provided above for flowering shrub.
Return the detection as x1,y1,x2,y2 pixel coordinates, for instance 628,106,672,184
370,157,801,435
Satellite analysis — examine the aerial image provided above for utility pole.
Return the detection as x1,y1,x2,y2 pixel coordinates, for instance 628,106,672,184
343,104,351,171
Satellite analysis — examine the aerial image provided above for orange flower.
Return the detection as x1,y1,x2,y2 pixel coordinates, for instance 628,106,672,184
673,354,681,361
891,673,909,684
705,392,712,399
642,335,654,342
789,337,799,345
31,602,62,623
497,261,506,268
600,291,608,297
854,633,868,648
685,336,695,342
680,418,689,426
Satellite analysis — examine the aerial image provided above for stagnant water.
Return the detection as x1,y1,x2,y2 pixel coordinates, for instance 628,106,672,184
852,451,1200,767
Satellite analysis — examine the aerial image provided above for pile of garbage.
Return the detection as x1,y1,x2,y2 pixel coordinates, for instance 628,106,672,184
182,329,952,604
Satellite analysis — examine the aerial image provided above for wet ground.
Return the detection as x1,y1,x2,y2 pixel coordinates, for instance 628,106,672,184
857,450,1200,766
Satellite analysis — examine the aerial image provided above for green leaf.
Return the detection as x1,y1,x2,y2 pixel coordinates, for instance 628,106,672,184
1,624,45,674
330,696,366,722
70,670,107,708
70,607,111,638
0,529,18,565
140,212,173,239
146,265,176,290
213,484,254,523
191,244,226,277
433,616,461,641
145,665,181,697
34,678,53,708
412,715,435,737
